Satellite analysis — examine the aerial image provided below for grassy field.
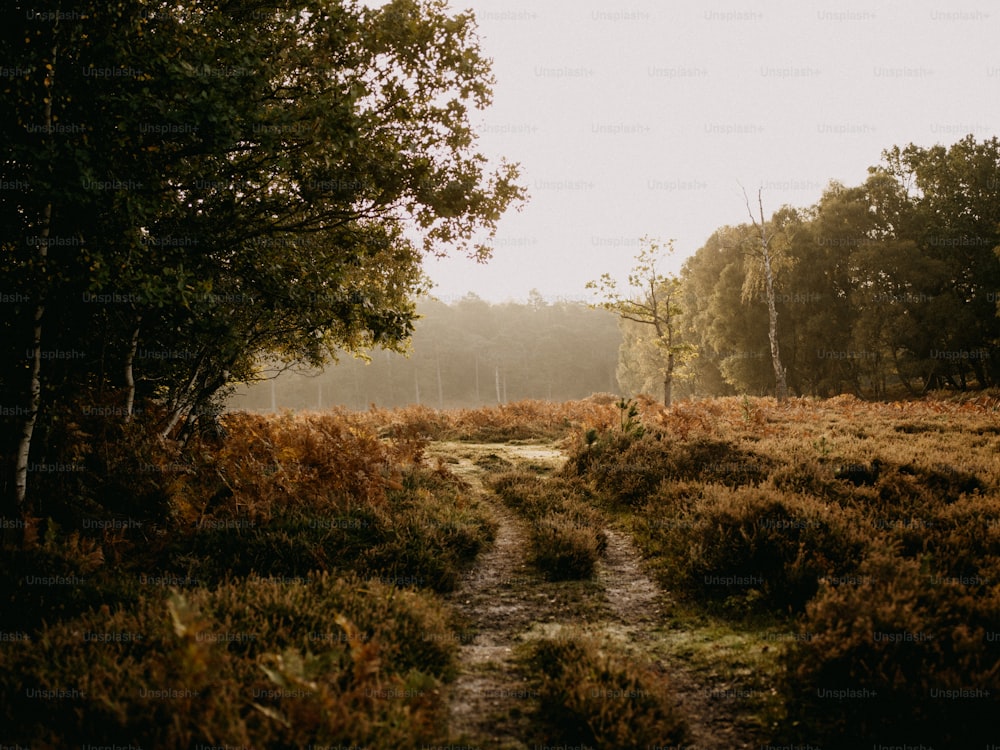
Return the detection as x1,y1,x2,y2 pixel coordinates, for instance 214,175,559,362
2,393,999,748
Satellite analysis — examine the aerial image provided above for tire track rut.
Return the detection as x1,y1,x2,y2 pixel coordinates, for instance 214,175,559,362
431,441,760,749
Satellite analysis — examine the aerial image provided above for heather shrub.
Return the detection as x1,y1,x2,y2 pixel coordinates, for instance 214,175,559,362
771,454,988,526
0,522,145,632
487,469,551,517
143,410,498,592
524,632,688,748
185,410,399,522
532,510,601,580
164,466,494,593
488,471,607,580
201,573,460,678
887,493,1000,582
770,460,855,503
634,485,865,613
0,591,249,748
810,457,995,571
361,398,617,442
371,403,450,443
781,551,1000,748
25,406,179,527
566,429,773,507
0,574,458,749
473,451,515,472
362,468,497,592
76,422,177,522
166,509,380,583
904,461,985,496
555,494,608,554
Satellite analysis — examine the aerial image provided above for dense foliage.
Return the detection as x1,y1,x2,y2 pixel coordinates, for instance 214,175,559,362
0,0,524,513
524,632,688,748
487,469,607,580
3,392,1000,746
0,407,500,747
666,136,1000,400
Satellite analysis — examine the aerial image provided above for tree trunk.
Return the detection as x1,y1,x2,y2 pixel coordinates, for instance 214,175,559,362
744,187,788,403
123,315,141,423
14,35,58,510
161,403,190,441
921,365,939,394
436,354,443,410
890,348,917,397
762,245,788,402
970,359,987,389
663,350,674,407
14,228,47,510
177,367,230,447
161,355,207,439
474,357,480,403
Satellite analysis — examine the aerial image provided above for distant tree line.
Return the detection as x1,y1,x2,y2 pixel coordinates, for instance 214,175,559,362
229,293,621,411
617,136,1000,400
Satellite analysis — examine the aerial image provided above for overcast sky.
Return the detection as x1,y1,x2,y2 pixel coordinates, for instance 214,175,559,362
422,0,998,303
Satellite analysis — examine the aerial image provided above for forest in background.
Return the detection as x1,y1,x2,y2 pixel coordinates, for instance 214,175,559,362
236,135,1000,412
228,293,621,411
651,135,1000,401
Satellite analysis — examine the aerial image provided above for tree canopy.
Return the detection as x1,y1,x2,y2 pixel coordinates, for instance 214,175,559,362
674,135,1000,399
0,0,524,512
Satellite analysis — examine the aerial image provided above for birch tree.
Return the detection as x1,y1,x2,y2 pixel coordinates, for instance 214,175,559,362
741,187,791,402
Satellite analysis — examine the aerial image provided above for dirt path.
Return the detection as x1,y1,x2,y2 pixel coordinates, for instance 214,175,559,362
442,498,543,748
597,526,756,749
429,440,758,749
430,442,581,748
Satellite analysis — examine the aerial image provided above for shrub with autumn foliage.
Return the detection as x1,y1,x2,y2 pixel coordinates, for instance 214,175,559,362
5,392,1000,748
1,404,496,748
150,410,497,590
780,552,1000,748
564,393,1000,744
359,396,619,442
487,470,606,580
523,631,688,748
630,483,866,613
0,574,459,749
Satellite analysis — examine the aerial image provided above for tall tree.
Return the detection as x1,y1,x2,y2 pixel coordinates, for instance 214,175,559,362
0,0,525,514
793,182,870,397
741,187,791,402
675,230,740,397
876,136,1000,389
